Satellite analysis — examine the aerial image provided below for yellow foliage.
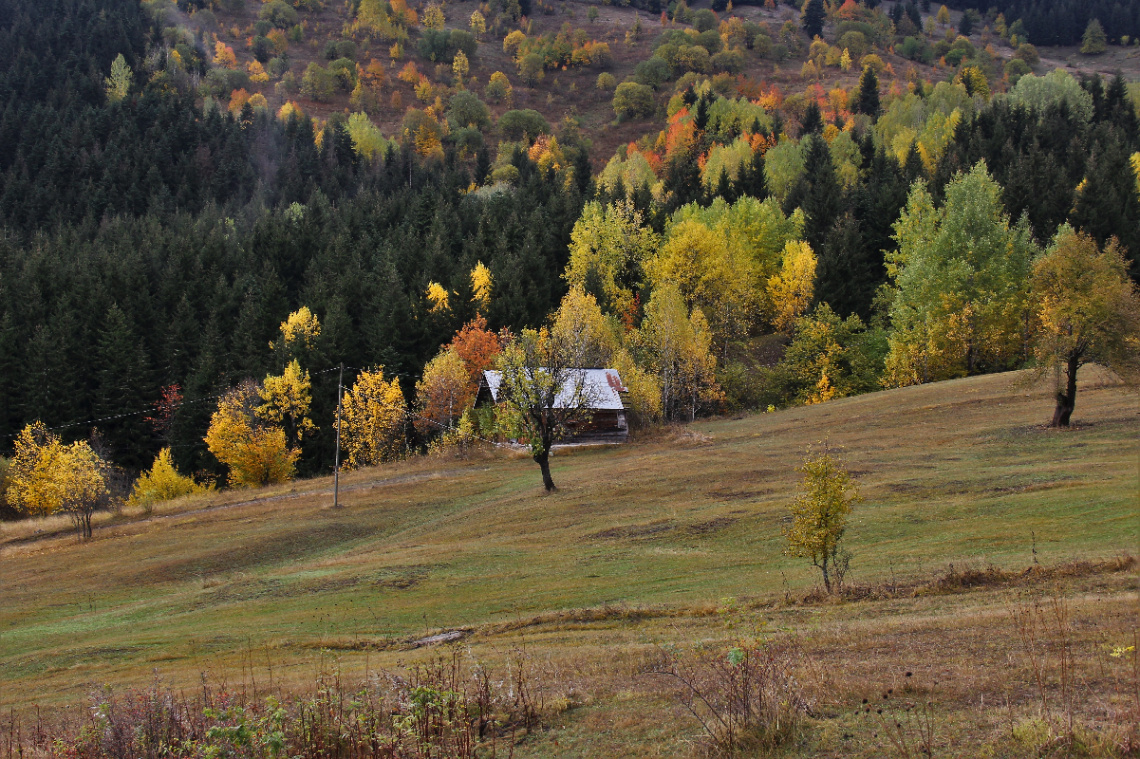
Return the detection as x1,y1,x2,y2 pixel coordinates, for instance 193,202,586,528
453,51,470,83
860,53,884,73
422,3,445,29
471,262,493,306
784,445,860,593
128,448,209,512
416,349,476,434
7,422,107,538
426,281,450,311
248,93,268,111
767,240,818,332
470,9,486,35
527,134,565,173
258,359,316,447
338,368,407,469
550,287,620,368
205,383,297,488
248,60,269,83
840,48,852,71
278,101,304,121
415,122,443,158
503,30,526,56
1131,153,1140,198
271,306,321,357
214,41,238,70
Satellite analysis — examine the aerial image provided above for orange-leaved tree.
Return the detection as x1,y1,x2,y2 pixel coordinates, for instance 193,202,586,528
448,315,504,385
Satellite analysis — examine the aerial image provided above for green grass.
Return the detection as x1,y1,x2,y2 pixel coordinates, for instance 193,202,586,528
0,369,1136,756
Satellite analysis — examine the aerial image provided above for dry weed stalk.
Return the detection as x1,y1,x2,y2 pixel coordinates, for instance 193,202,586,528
1011,594,1076,735
858,675,937,758
11,649,549,759
647,640,809,756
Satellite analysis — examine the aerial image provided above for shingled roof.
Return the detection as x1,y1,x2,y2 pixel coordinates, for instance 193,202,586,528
480,368,627,410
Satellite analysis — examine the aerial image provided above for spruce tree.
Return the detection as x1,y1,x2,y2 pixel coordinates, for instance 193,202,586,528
800,100,824,135
1081,18,1107,54
855,65,880,116
801,0,826,39
95,304,153,467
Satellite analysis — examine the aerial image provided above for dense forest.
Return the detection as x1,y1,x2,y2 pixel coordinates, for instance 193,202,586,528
0,0,1137,492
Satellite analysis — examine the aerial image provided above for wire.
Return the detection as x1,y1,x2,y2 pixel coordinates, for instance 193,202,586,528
5,362,517,452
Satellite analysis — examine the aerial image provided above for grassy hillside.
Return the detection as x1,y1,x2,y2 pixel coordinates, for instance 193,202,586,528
1,368,1137,755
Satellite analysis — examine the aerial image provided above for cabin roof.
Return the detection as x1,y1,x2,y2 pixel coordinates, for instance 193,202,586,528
481,368,627,411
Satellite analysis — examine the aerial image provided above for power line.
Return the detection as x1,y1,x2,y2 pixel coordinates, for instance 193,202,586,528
3,364,349,440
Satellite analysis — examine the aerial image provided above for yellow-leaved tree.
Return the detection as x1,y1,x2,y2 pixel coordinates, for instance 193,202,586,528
7,422,107,539
270,306,322,365
422,2,445,29
338,368,408,468
784,444,860,594
104,54,132,103
426,281,450,312
205,382,298,487
1030,226,1140,427
635,285,723,422
471,262,493,308
415,349,476,436
128,448,209,513
258,359,316,448
767,240,818,333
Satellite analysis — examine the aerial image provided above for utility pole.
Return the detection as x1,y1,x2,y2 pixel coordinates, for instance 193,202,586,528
333,363,344,509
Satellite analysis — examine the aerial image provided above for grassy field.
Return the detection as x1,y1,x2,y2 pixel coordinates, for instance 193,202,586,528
0,368,1136,756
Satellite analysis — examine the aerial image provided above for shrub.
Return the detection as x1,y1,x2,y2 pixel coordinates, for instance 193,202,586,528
613,80,655,119
251,35,275,63
897,36,932,63
498,108,550,140
484,70,512,102
448,91,491,129
300,62,337,101
836,29,867,58
634,56,672,89
201,68,250,98
328,58,357,91
711,47,744,74
691,8,717,32
259,0,298,29
1014,42,1039,67
596,71,616,90
266,55,290,78
128,448,209,514
1004,57,1030,86
650,641,808,755
518,52,544,85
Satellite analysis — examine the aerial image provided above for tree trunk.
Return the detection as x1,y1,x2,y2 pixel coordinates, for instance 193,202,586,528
534,449,556,491
819,556,832,594
1051,354,1080,427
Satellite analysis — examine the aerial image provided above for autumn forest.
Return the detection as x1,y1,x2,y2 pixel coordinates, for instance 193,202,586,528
0,0,1137,511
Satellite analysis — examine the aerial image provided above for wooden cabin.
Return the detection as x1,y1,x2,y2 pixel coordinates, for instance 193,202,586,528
477,368,629,445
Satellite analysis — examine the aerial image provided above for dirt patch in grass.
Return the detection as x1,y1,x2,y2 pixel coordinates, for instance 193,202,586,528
585,520,676,541
684,517,738,535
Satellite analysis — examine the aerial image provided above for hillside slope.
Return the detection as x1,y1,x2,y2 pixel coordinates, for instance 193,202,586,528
0,369,1136,754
